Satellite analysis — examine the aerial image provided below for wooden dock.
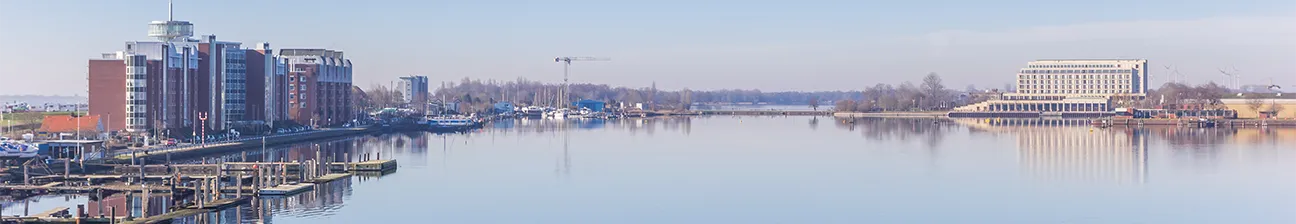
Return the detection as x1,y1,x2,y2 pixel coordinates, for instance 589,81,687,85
149,159,400,173
259,183,314,196
125,197,251,224
310,173,352,183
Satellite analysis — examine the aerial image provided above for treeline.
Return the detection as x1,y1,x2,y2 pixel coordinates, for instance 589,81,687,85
416,77,867,112
834,73,958,112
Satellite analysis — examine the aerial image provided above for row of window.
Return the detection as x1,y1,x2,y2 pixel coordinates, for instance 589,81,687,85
1027,64,1119,69
1020,84,1131,90
1017,89,1131,94
1020,79,1130,85
1020,69,1133,74
1020,74,1131,80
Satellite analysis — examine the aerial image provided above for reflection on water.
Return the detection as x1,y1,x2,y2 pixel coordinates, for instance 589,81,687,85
170,176,355,224
7,116,1296,223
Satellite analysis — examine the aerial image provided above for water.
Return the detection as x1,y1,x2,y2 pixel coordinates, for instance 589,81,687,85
8,116,1296,223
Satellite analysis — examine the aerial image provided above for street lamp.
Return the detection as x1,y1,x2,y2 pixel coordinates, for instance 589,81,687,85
197,112,208,147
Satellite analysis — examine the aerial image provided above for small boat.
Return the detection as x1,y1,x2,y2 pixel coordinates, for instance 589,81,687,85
520,106,546,118
0,140,39,158
427,116,482,132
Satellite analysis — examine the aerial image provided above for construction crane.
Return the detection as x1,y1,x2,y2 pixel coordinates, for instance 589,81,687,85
554,57,610,107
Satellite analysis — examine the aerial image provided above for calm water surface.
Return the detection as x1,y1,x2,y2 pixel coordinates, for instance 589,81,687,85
8,116,1296,223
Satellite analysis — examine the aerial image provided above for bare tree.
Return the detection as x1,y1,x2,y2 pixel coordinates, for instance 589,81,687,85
834,100,857,112
366,84,405,109
921,73,946,110
1246,94,1265,115
1268,101,1286,117
808,96,821,111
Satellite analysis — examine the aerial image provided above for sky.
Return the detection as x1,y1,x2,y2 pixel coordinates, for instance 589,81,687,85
1,0,1294,96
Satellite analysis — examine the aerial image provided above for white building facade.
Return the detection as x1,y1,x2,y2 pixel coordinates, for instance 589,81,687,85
398,75,429,105
956,59,1149,114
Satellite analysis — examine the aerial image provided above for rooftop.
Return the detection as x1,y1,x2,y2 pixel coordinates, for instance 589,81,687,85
38,114,103,133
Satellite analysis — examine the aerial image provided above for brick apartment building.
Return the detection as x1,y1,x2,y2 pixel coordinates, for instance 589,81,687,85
88,12,295,136
280,49,353,127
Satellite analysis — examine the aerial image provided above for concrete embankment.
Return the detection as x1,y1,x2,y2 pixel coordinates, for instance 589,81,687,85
105,127,377,164
1104,118,1296,127
832,112,948,118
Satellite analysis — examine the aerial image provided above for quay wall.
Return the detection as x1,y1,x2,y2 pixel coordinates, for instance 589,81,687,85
104,127,378,164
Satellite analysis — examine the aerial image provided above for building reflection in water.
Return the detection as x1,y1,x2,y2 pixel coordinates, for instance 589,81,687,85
165,176,355,224
958,118,1149,184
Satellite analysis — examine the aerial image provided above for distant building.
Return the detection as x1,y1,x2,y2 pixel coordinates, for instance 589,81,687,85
398,75,429,105
956,59,1150,113
281,49,353,127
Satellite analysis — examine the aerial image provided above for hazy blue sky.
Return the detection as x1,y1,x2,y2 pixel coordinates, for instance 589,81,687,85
1,0,1293,95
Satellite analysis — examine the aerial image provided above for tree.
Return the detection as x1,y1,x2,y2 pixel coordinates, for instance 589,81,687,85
366,84,404,109
921,73,946,110
1246,94,1265,114
808,96,821,111
1194,82,1228,107
834,100,857,112
680,88,694,110
1268,101,1286,118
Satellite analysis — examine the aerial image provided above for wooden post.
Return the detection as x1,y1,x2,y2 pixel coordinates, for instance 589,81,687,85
65,157,70,180
236,170,243,198
142,186,149,217
195,180,203,209
124,192,132,218
219,165,225,199
23,164,29,185
80,145,86,170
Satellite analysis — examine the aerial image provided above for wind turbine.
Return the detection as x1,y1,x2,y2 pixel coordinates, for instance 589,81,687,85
1163,65,1179,84
1231,66,1242,91
1218,68,1228,89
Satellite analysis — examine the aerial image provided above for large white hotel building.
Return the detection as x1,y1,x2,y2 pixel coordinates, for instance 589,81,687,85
957,59,1149,114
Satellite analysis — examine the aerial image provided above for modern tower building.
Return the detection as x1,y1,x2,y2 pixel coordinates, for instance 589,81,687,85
89,2,201,133
281,49,353,127
89,1,275,134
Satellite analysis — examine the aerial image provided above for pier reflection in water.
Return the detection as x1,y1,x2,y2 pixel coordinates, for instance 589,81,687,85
8,116,1296,223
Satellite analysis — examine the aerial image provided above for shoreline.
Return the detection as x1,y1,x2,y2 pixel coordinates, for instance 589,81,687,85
832,112,948,118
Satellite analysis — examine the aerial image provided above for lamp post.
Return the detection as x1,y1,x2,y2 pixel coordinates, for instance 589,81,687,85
197,112,208,147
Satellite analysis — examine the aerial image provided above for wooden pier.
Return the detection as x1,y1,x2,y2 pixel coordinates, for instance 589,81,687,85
259,183,314,196
310,173,352,183
123,197,252,224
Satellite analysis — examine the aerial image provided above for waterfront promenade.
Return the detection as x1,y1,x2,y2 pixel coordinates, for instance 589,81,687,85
100,127,374,163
